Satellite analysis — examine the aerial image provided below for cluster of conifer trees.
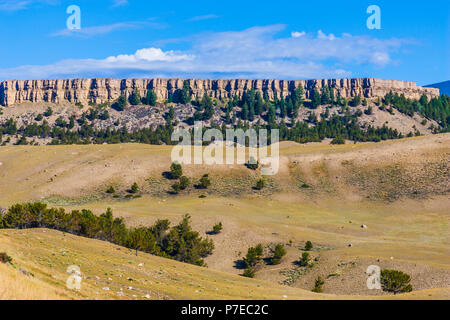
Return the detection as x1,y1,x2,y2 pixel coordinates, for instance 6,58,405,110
382,91,449,129
0,83,448,146
0,202,214,266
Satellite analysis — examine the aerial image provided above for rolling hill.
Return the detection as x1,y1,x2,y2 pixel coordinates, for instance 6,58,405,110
0,134,449,299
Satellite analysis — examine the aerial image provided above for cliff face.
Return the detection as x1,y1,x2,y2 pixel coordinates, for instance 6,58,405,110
0,78,440,107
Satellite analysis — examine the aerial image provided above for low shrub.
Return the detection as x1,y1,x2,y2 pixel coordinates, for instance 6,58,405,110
169,162,183,180
211,222,223,235
331,137,345,145
270,243,286,265
243,267,255,278
299,252,310,267
312,276,325,293
243,244,264,269
106,186,116,194
254,178,266,190
196,174,211,189
0,252,12,264
171,182,181,194
179,176,190,190
129,183,139,194
380,269,413,294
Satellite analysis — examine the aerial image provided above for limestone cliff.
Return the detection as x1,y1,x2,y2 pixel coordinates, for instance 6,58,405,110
0,78,440,107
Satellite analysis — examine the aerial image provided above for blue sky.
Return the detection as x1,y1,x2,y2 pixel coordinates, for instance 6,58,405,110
0,0,448,85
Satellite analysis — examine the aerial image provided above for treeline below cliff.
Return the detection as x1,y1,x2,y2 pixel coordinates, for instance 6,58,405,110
0,86,448,146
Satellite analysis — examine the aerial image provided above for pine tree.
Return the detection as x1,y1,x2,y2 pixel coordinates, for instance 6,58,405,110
201,93,214,120
129,182,139,194
294,85,305,108
112,96,127,111
311,89,321,109
280,99,286,118
129,90,141,105
255,92,264,115
169,162,183,179
249,104,255,121
380,269,413,294
321,86,330,105
145,90,157,106
270,244,286,265
287,98,294,118
241,103,249,120
329,86,335,103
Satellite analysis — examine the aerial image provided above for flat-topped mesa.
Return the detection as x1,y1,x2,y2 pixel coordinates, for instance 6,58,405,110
0,78,440,107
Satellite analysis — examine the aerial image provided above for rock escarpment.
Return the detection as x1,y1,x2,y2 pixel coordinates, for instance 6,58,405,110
0,78,440,107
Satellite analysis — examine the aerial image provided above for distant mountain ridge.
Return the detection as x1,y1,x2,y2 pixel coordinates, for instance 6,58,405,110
425,80,450,95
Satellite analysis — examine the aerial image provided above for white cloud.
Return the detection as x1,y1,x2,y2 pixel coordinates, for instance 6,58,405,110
111,0,128,8
188,14,220,22
0,0,57,11
105,48,193,63
0,0,129,11
291,31,306,38
0,25,411,80
317,30,336,40
51,20,163,38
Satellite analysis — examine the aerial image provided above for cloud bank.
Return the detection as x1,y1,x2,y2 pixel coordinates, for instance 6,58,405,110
0,0,127,11
0,25,410,80
51,20,164,38
0,0,57,11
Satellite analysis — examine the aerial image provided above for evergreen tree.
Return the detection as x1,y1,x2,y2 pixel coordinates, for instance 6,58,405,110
350,95,362,107
304,241,313,251
270,244,287,265
255,92,264,115
241,103,249,120
279,99,287,118
284,98,292,118
179,176,190,190
311,89,321,109
201,93,214,120
112,96,127,111
329,87,335,103
129,182,139,194
248,104,255,121
312,276,325,293
196,174,211,189
211,222,223,235
169,162,183,180
381,269,413,294
145,90,157,106
321,86,331,105
293,85,305,108
129,90,141,105
299,252,310,267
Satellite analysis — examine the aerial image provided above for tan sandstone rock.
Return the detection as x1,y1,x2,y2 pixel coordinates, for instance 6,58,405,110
0,78,439,107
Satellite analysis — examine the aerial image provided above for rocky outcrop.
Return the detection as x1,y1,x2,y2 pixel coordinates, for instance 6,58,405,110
0,78,440,107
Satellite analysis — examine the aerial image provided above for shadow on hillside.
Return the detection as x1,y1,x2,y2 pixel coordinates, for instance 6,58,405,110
234,259,246,270
162,171,173,179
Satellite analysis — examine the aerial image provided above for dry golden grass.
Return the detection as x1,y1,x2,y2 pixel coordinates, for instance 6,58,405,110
0,228,334,300
0,133,448,299
0,262,69,300
1,228,447,300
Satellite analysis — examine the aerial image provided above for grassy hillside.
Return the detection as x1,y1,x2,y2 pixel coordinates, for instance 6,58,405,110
1,228,448,300
0,134,449,299
0,133,448,205
0,228,331,300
